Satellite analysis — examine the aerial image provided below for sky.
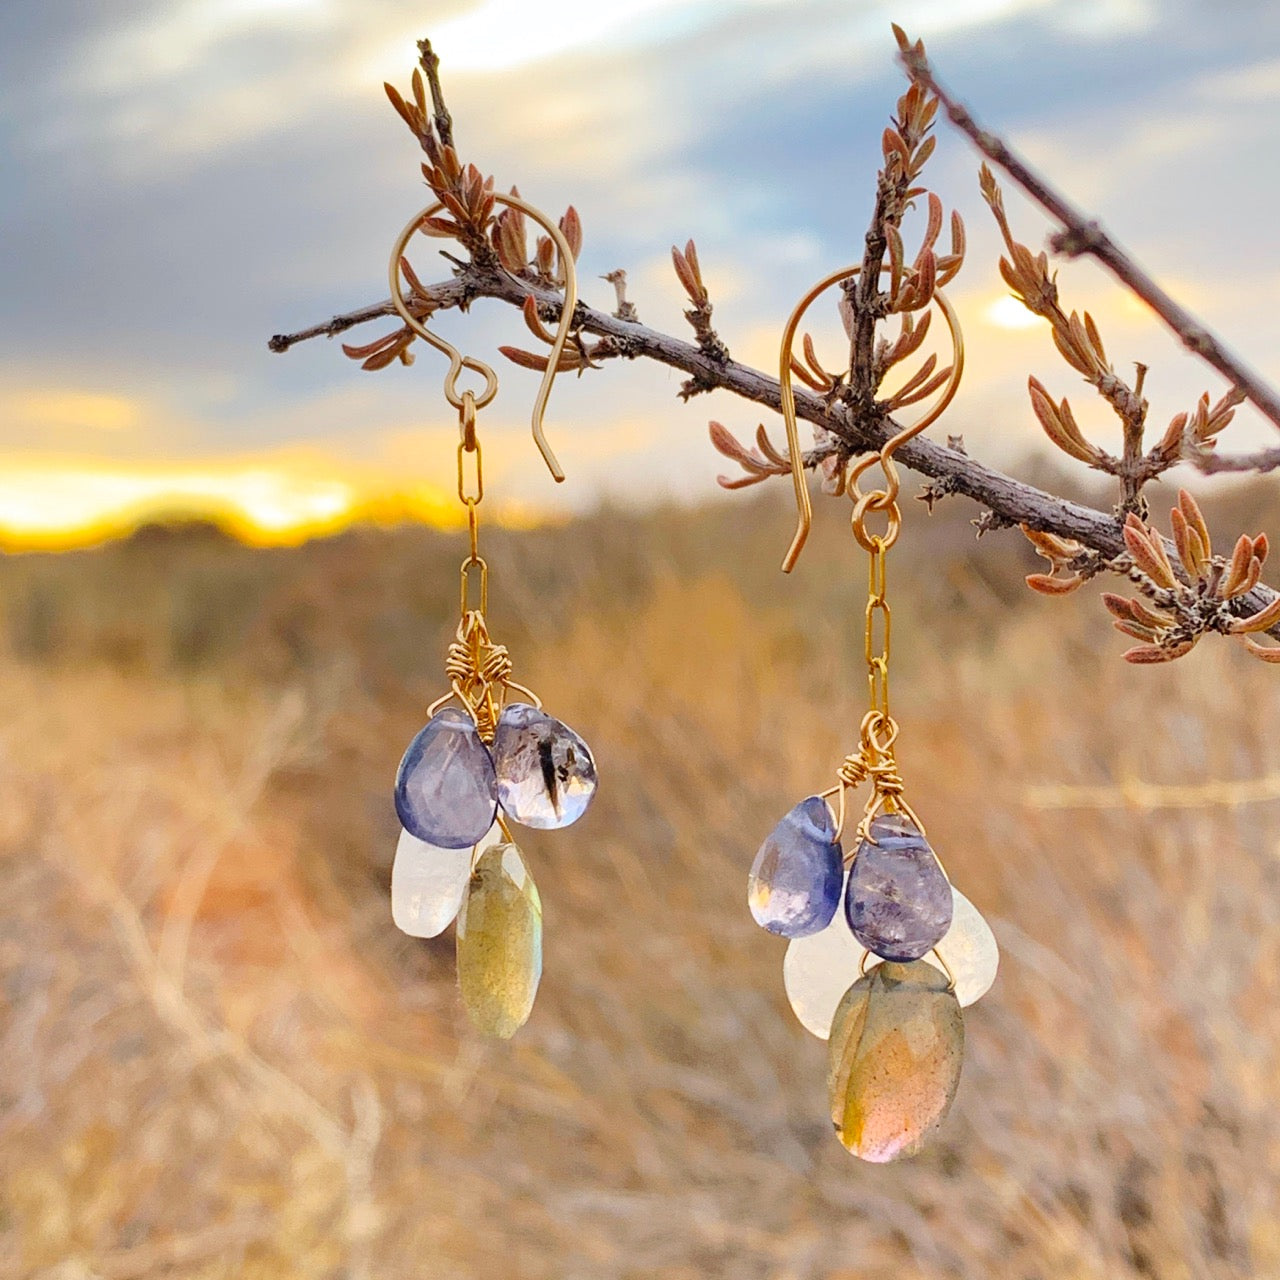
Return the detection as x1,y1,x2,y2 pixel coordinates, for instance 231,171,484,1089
2,0,1279,547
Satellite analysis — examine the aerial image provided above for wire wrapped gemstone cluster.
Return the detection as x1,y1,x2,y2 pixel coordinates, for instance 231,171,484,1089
748,719,997,1163
391,612,597,1038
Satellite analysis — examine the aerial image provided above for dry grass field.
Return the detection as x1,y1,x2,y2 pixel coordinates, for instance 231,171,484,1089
2,483,1279,1279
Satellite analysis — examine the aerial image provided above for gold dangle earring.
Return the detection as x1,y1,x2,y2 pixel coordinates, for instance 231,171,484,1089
386,194,597,1039
747,268,999,1162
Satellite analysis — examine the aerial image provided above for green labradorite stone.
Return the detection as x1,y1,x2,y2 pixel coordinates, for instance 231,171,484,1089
827,960,964,1163
455,843,543,1039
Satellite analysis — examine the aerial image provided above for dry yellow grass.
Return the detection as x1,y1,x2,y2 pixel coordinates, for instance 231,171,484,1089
1,489,1279,1278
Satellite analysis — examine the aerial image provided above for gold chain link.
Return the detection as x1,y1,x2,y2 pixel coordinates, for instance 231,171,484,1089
456,390,488,616
864,537,891,720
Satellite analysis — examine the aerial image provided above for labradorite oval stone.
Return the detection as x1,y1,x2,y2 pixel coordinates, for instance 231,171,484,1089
492,703,597,829
827,960,964,1162
394,707,498,849
455,843,542,1039
845,813,952,961
748,796,843,938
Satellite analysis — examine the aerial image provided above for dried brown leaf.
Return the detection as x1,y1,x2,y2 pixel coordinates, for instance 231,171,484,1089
1123,641,1194,664
384,82,419,132
342,333,398,360
755,425,790,468
420,216,461,238
1026,572,1083,596
1021,524,1083,563
789,355,827,392
1223,535,1256,597
1114,620,1159,643
1101,592,1136,620
1177,489,1212,561
1243,636,1280,662
892,364,951,408
521,295,555,344
1156,411,1189,457
1027,377,1098,465
1229,595,1280,634
1123,516,1177,589
708,420,760,466
1083,311,1107,368
535,235,554,277
559,206,583,269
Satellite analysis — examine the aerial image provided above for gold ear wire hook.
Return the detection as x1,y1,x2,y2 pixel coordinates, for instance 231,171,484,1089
779,265,861,573
387,192,580,482
778,267,965,571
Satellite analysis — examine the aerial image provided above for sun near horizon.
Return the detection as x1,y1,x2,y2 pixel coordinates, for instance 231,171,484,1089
0,458,552,553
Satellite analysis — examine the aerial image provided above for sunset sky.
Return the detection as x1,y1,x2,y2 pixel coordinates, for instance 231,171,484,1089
2,0,1279,546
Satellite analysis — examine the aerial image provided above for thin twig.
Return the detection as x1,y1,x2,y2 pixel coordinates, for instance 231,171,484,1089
849,181,891,415
269,263,1280,640
895,29,1280,434
1195,444,1280,475
1025,771,1280,811
417,38,453,149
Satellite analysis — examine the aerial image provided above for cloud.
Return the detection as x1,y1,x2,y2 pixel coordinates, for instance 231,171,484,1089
4,389,141,435
3,0,1280,543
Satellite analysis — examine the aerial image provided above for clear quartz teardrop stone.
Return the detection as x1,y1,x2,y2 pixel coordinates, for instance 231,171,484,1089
785,885,998,1038
390,823,501,939
492,703,597,829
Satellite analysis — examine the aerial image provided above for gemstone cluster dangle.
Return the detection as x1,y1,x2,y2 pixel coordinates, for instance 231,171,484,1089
748,264,997,1162
392,598,597,1039
383,191,597,1039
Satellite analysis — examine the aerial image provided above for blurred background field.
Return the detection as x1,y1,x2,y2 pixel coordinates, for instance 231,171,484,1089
2,480,1280,1280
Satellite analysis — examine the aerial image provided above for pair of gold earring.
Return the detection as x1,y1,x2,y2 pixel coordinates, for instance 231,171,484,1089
381,192,998,1164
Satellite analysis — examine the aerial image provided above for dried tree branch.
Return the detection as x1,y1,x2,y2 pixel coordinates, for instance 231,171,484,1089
269,263,1280,640
416,39,454,150
1196,444,1280,476
894,27,1280,435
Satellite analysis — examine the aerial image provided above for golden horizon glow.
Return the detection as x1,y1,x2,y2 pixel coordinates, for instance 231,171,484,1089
0,458,551,554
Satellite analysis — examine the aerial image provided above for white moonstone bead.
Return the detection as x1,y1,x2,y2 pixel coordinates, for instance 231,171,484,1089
784,884,998,1038
391,823,500,938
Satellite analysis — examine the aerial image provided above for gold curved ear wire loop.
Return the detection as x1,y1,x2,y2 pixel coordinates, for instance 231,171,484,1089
778,265,861,572
846,286,964,551
387,191,580,482
778,268,965,569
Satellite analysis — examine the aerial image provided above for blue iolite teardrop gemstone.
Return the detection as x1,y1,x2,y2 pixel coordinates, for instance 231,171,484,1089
394,707,498,849
845,812,952,962
748,796,843,938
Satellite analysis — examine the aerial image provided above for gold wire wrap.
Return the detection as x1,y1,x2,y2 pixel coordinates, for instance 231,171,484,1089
428,611,542,742
827,712,925,846
387,192,580,482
